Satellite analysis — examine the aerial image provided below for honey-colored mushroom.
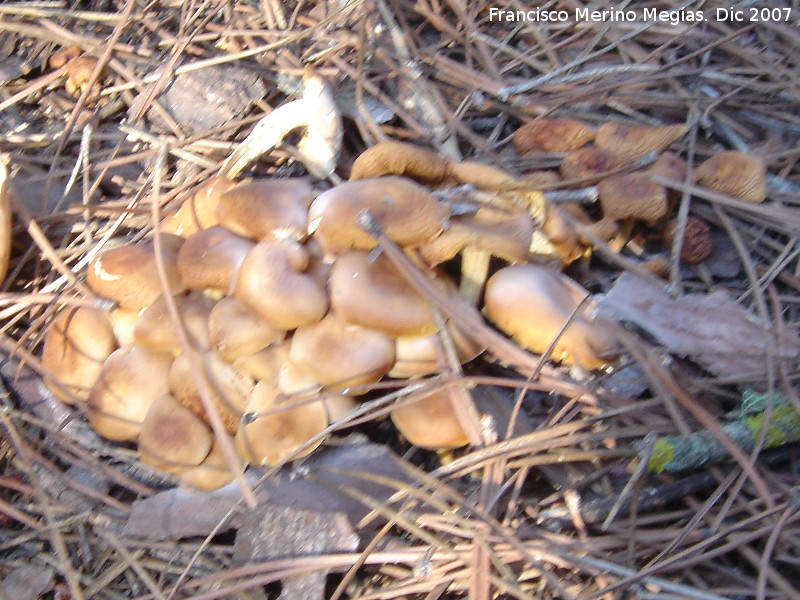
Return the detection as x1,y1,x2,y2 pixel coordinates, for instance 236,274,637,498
235,381,329,466
350,141,452,185
87,237,185,312
693,151,767,204
560,147,622,182
391,387,469,450
133,292,212,355
307,176,449,259
512,118,595,154
87,344,173,441
595,122,685,163
483,264,618,369
598,173,668,222
42,307,117,404
208,297,284,362
177,226,254,294
160,175,238,237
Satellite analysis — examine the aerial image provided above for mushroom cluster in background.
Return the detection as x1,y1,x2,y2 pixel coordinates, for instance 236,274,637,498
39,117,768,491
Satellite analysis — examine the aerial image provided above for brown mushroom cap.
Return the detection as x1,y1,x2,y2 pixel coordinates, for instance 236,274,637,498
560,147,622,182
87,236,185,312
87,344,173,441
447,161,520,190
235,381,328,465
389,319,485,379
138,394,214,473
649,151,687,183
0,161,11,284
160,175,238,237
169,351,253,435
390,387,469,450
418,204,533,266
307,176,449,258
232,346,284,382
133,292,212,355
665,216,713,265
289,312,396,392
108,307,139,347
693,151,767,204
63,55,103,95
483,264,618,369
42,307,117,404
235,240,329,331
350,141,452,185
329,250,437,337
512,118,596,155
595,122,685,163
177,226,254,294
177,435,237,491
208,296,284,362
598,173,668,221
216,178,314,242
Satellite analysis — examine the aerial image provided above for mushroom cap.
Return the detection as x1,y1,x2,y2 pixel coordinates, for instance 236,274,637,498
598,173,668,221
64,55,102,94
87,236,185,312
235,240,329,331
649,151,687,183
169,351,253,435
540,202,593,264
160,175,237,237
87,344,173,441
665,216,713,265
418,204,533,266
323,395,357,422
447,161,520,190
138,394,214,473
133,292,212,355
329,250,437,337
390,387,469,450
42,307,117,404
307,176,449,258
232,346,284,382
208,296,284,362
216,178,314,242
350,141,452,185
289,312,396,392
512,118,596,154
177,435,237,491
389,319,485,379
0,161,11,284
595,122,685,163
483,264,618,369
108,307,139,347
235,381,328,465
693,151,767,204
48,45,83,68
560,147,622,182
177,226,254,293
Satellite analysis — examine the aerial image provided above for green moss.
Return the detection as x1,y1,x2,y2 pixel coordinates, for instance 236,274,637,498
647,438,675,473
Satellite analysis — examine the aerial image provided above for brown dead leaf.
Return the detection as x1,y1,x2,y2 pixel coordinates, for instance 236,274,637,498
599,273,800,376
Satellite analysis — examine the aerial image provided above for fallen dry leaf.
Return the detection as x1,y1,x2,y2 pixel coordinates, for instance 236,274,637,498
599,273,800,377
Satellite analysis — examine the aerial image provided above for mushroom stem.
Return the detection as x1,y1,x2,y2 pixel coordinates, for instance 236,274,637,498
458,246,491,306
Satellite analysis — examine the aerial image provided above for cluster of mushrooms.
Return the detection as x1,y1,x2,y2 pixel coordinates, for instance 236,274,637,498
40,116,767,491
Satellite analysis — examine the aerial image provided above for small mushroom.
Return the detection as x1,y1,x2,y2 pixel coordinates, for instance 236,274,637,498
208,297,284,362
329,250,438,337
169,351,253,435
448,161,521,190
49,45,105,96
235,381,328,466
87,237,185,312
42,307,117,404
598,173,668,222
512,118,596,154
216,178,314,242
289,312,396,392
133,292,212,355
560,147,622,182
390,387,469,450
108,307,139,347
418,202,534,304
389,318,485,379
87,344,173,441
177,435,238,491
664,216,713,264
595,122,685,163
177,226,254,294
349,141,452,185
138,394,214,474
235,240,328,330
307,176,449,259
160,175,238,237
483,264,618,369
693,151,767,204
